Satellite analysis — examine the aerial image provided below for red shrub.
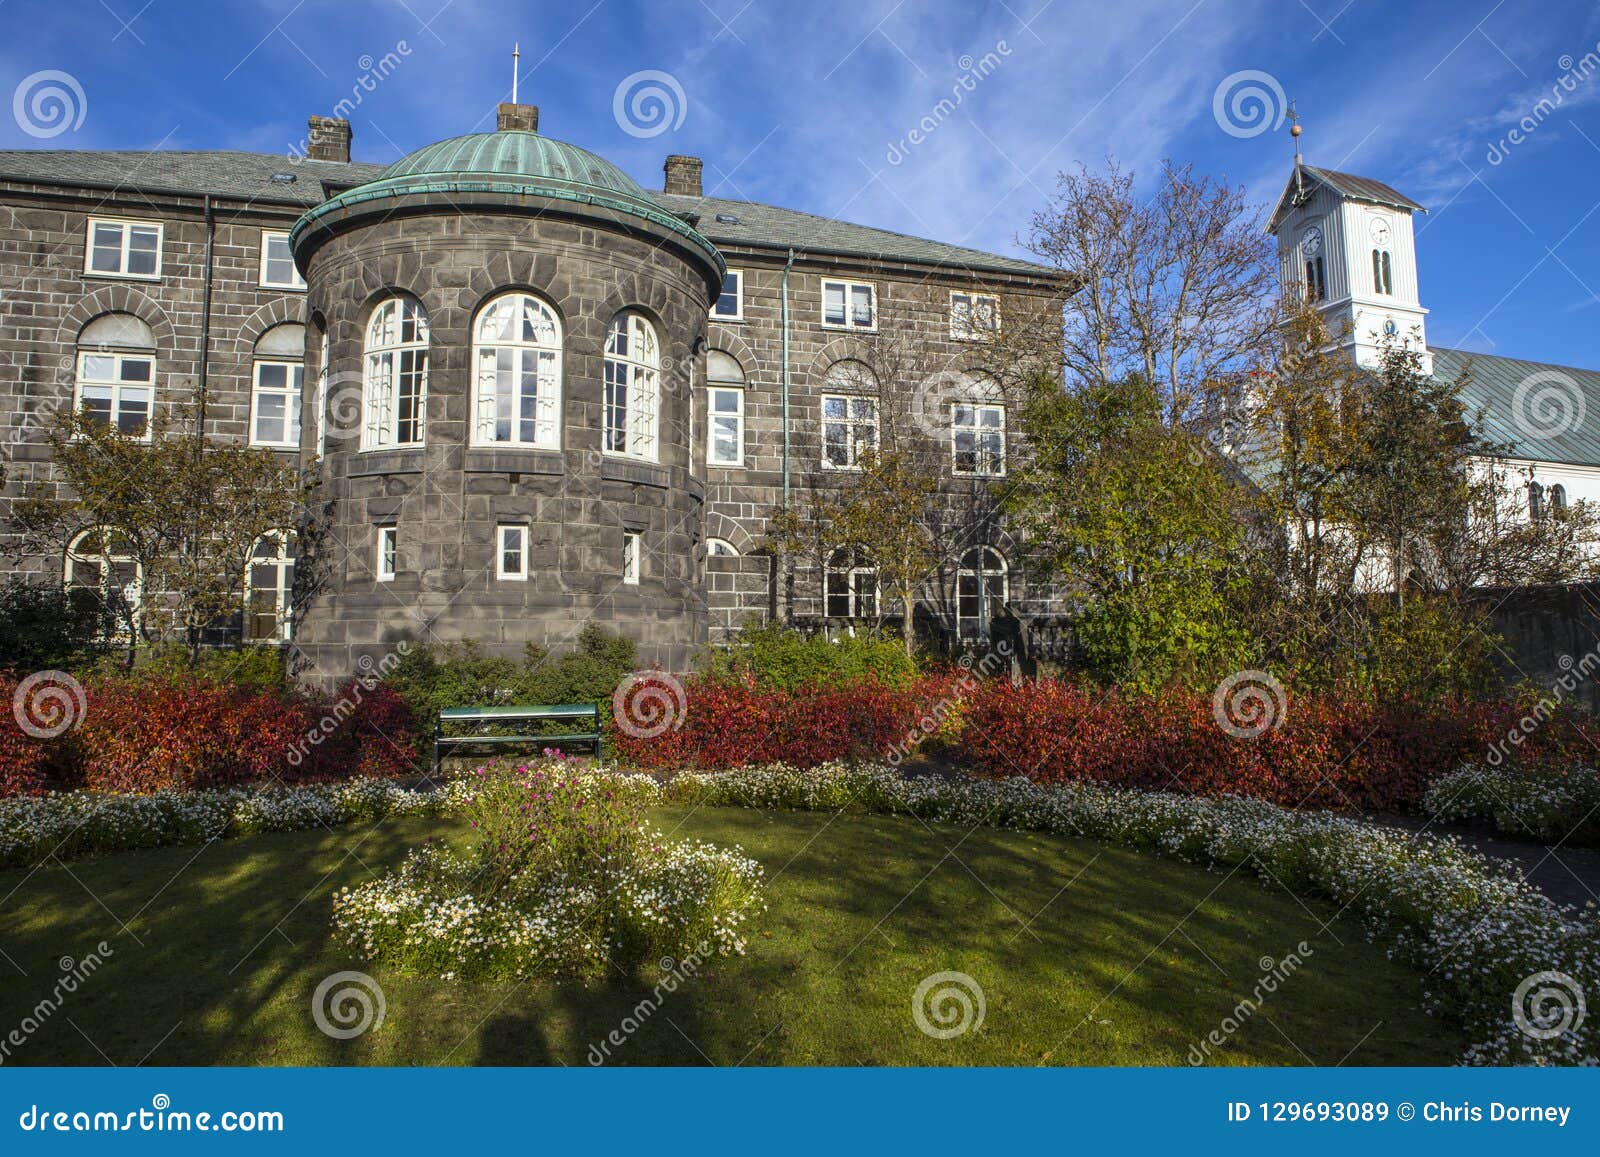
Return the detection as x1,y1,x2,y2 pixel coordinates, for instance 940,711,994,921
0,672,54,796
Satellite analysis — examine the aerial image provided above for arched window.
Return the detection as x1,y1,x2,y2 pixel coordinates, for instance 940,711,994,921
313,321,330,460
950,373,1006,477
825,546,877,619
1552,484,1569,513
75,313,155,438
706,537,739,557
604,311,660,460
251,323,305,448
363,296,429,449
957,546,1008,639
65,528,141,637
1529,480,1546,521
1372,248,1393,296
706,350,746,467
245,531,296,643
821,361,879,469
472,292,562,448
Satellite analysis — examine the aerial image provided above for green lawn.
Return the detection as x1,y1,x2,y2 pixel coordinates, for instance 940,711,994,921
0,804,1462,1065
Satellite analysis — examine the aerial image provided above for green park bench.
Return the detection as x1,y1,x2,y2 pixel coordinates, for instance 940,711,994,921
432,703,604,775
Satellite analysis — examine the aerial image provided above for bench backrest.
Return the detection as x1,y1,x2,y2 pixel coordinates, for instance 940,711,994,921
437,703,600,726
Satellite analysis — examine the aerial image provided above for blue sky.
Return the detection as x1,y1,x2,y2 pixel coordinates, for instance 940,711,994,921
4,0,1599,367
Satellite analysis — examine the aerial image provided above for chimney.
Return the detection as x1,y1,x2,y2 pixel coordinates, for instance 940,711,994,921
663,155,703,197
306,116,352,164
497,103,539,132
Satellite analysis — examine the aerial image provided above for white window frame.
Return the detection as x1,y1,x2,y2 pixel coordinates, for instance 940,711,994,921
245,530,296,643
1372,248,1393,296
375,526,397,582
950,291,1001,341
362,297,429,450
315,329,330,460
623,531,641,585
65,528,142,638
820,393,878,470
258,230,306,290
712,269,744,321
250,360,304,448
74,350,155,440
957,546,1008,640
825,547,878,619
497,523,529,581
707,385,745,467
706,537,739,557
604,312,661,462
84,217,163,280
471,292,563,449
820,278,876,331
951,401,1006,477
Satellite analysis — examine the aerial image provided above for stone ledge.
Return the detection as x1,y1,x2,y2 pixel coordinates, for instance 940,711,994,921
345,448,426,478
463,448,565,476
600,457,671,489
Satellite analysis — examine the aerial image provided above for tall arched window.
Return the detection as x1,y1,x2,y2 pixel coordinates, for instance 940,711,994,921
1372,248,1393,296
821,361,879,469
957,546,1008,639
313,321,330,460
604,311,660,460
250,323,306,448
825,546,877,619
1552,483,1569,513
706,350,746,467
472,292,562,448
245,530,296,643
65,528,141,637
75,313,156,438
1529,480,1546,521
363,296,429,449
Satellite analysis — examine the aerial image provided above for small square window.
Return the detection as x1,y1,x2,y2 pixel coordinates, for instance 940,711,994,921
950,292,1000,340
623,532,641,585
84,218,163,280
259,231,306,290
712,270,743,320
821,279,876,330
497,524,528,580
376,526,397,582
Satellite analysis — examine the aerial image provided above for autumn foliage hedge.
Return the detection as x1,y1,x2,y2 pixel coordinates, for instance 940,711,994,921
957,678,1597,813
0,670,422,797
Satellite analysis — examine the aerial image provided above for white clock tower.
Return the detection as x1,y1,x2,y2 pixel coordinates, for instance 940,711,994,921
1268,136,1432,375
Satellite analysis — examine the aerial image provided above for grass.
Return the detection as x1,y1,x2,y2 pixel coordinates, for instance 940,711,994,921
0,804,1463,1065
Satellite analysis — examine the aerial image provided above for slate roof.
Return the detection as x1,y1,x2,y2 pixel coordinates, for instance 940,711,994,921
0,149,386,207
1269,164,1428,231
653,191,1060,280
1436,347,1600,468
0,146,1060,280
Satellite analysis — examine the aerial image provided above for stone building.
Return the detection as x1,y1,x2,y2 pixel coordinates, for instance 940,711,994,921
0,107,1067,678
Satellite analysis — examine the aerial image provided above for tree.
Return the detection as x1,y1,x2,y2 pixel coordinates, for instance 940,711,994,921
1003,372,1253,689
1016,160,1278,425
9,404,308,663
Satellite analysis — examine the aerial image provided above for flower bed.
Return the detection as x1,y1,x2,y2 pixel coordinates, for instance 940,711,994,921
1426,763,1600,846
959,679,1595,813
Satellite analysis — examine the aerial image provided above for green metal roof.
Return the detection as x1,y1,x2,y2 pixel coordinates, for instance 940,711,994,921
379,131,647,197
1438,347,1600,467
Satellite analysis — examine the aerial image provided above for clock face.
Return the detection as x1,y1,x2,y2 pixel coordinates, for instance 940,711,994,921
1301,225,1322,257
1370,217,1392,248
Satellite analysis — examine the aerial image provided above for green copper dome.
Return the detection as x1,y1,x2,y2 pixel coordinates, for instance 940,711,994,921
378,131,648,198
290,130,724,280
